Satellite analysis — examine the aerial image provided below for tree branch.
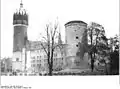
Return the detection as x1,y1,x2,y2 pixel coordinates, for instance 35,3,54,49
40,42,48,55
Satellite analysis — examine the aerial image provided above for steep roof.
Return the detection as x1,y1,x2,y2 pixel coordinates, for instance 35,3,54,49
26,40,67,51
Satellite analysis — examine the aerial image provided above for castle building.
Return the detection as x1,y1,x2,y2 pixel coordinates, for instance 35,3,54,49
12,1,66,73
12,1,89,73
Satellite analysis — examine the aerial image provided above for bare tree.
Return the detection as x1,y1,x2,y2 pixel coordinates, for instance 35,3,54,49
39,21,61,76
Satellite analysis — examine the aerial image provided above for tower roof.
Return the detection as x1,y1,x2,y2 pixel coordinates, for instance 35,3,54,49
13,0,28,25
65,20,87,26
14,0,27,15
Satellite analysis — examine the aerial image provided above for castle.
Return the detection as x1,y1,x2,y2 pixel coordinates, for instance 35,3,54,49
12,1,89,73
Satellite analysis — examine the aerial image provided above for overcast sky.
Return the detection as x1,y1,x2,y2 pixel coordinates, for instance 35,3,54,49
1,0,119,58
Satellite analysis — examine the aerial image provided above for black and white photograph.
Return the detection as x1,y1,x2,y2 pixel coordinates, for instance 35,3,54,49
1,0,119,89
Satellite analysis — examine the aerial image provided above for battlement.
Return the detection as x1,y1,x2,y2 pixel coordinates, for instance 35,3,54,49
13,12,28,25
65,20,87,27
13,1,28,26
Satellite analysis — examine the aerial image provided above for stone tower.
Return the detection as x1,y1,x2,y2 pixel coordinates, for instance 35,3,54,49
65,20,89,69
12,1,28,72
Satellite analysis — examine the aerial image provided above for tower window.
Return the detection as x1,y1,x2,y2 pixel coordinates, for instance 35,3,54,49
37,56,39,59
76,36,79,39
16,58,19,61
76,44,78,47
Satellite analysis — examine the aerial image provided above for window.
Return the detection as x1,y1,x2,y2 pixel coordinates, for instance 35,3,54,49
44,59,47,62
37,60,39,62
61,52,64,56
76,36,79,39
33,64,35,67
32,56,35,59
33,60,35,63
54,53,57,57
76,44,78,47
16,58,19,61
37,64,40,67
44,55,47,58
37,56,39,59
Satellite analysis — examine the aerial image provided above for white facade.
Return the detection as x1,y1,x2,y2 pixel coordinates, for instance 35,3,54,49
12,48,32,72
19,42,66,73
12,52,23,71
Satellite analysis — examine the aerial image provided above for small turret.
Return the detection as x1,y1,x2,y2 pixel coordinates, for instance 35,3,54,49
58,30,62,45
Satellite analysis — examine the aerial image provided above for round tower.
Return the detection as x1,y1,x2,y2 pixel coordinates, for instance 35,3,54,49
12,1,28,72
65,20,88,69
13,2,28,52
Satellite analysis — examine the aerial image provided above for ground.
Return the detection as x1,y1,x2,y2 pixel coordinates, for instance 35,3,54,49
52,68,106,75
